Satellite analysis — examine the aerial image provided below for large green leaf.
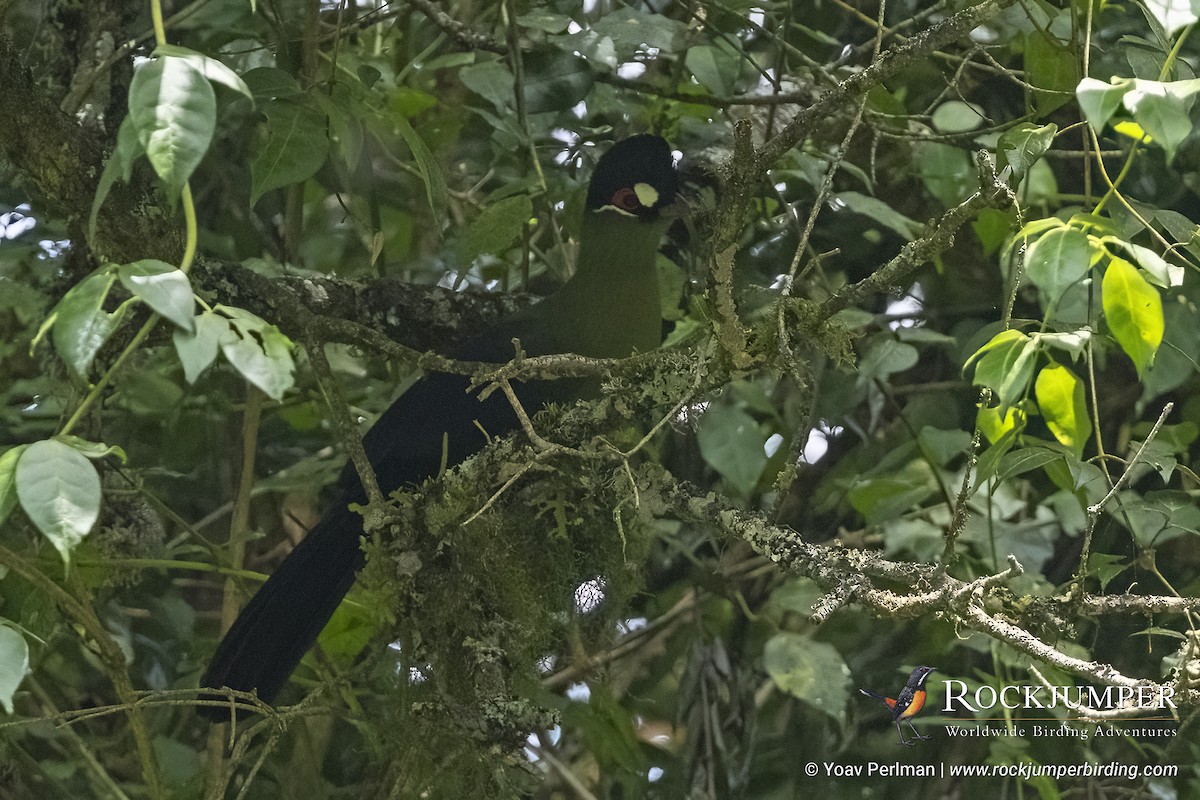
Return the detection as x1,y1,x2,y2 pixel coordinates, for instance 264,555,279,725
847,461,937,523
1123,79,1200,161
49,269,124,378
173,311,230,384
0,625,29,714
117,259,195,332
1076,77,1132,132
460,195,532,263
997,122,1057,182
995,446,1065,485
249,97,329,206
459,59,514,111
589,7,687,52
522,50,595,113
15,439,102,566
857,338,919,384
1143,0,1198,33
764,634,851,723
931,100,984,133
834,192,921,240
967,330,1038,410
0,445,28,528
241,66,303,100
1024,227,1091,305
914,142,973,207
394,114,448,225
128,55,216,199
217,307,296,400
1025,30,1078,114
153,44,252,99
1102,257,1163,377
696,404,767,496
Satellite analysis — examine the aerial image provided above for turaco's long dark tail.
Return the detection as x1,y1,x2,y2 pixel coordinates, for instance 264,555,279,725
198,501,364,718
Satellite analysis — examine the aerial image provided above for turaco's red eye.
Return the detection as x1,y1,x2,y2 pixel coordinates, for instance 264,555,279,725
610,186,640,211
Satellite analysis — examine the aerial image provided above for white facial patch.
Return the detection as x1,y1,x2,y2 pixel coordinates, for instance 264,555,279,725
633,182,659,208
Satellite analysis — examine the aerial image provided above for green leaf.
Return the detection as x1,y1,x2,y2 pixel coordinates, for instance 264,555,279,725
153,44,252,99
394,114,448,226
918,427,973,467
1102,257,1164,377
241,66,303,100
522,50,596,113
561,687,647,773
857,338,919,384
218,308,295,400
1143,0,1198,34
589,7,687,52
1077,77,1132,132
55,436,127,463
0,445,29,528
1025,30,1079,115
15,439,102,566
968,330,1038,410
696,404,767,496
997,122,1057,181
114,369,185,416
1024,227,1091,304
516,10,573,33
173,310,230,383
765,578,822,616
977,405,1025,447
0,625,29,714
460,195,533,263
249,97,329,206
50,269,124,378
459,59,515,111
834,192,921,240
316,87,365,171
1034,364,1090,456
686,43,741,97
931,100,984,133
1130,441,1179,485
764,634,851,723
1106,239,1183,288
1123,80,1197,161
915,142,973,207
128,55,216,199
995,446,1064,485
1085,553,1128,591
117,259,195,332
847,462,936,522
975,425,1021,487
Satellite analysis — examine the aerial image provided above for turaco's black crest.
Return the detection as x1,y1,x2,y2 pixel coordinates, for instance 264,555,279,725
585,134,678,219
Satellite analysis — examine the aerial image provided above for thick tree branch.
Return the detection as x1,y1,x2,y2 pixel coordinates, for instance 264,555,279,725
641,465,1200,708
0,34,181,265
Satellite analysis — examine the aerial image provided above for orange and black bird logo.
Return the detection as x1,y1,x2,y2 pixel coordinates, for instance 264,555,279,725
859,666,936,746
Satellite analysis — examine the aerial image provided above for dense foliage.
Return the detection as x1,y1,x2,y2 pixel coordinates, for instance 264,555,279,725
3,0,1200,797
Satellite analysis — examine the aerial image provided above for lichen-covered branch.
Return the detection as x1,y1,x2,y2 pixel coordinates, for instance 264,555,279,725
638,465,1199,709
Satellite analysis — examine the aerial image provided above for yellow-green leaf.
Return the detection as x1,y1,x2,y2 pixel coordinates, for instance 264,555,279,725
977,404,1026,446
1034,363,1090,456
1102,257,1163,377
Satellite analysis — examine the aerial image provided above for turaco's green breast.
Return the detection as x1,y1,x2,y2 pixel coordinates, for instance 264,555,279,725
482,134,680,362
